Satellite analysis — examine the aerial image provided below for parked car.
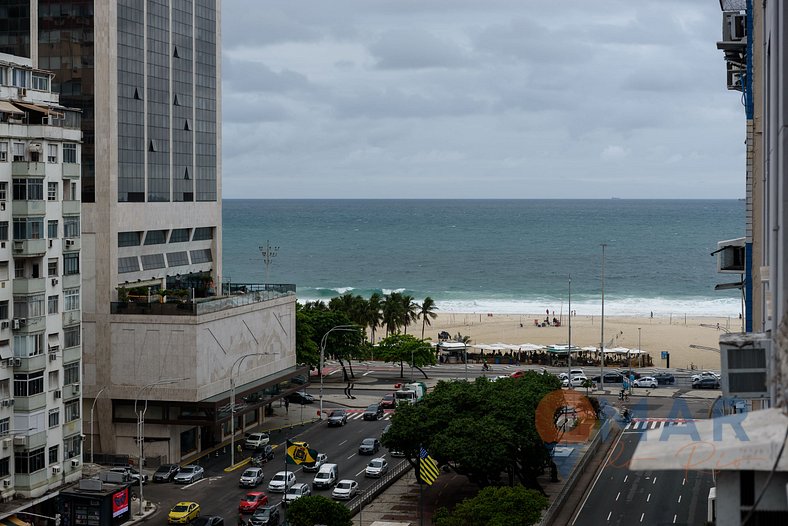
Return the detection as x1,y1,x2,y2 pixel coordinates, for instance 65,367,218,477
109,466,148,484
238,492,269,514
331,479,359,500
168,502,200,524
248,505,280,526
267,471,296,493
509,370,527,379
239,467,265,488
153,463,180,483
692,377,721,389
692,371,721,383
245,432,270,450
633,376,658,388
618,370,642,380
379,393,397,409
173,465,204,484
302,452,327,473
287,391,314,405
390,448,406,458
252,445,275,464
327,409,348,427
358,438,381,455
365,458,388,478
363,403,384,421
192,516,224,526
569,375,588,388
652,372,676,385
591,373,624,384
284,482,311,503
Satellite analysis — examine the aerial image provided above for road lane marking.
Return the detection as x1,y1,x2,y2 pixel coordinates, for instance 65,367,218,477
338,440,348,446
571,428,625,526
653,477,657,484
615,492,620,501
640,512,645,522
180,478,207,489
356,468,365,477
607,512,612,521
678,495,682,503
346,454,356,460
623,475,628,483
673,515,677,523
682,478,686,486
647,493,651,502
362,371,371,376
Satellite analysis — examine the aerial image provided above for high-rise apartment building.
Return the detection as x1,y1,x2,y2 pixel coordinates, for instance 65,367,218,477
0,2,303,501
0,54,83,500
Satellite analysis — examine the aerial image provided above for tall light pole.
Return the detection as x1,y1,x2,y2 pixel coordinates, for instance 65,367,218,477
567,275,572,387
229,352,278,468
259,240,279,285
600,243,607,391
90,386,107,465
135,378,187,515
319,325,360,420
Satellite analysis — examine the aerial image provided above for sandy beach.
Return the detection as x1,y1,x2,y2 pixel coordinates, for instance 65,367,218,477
424,312,736,372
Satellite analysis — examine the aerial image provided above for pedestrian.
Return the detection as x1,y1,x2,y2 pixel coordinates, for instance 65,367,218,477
236,443,242,458
285,398,290,413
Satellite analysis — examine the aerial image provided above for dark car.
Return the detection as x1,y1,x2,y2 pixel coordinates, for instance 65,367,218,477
618,370,642,380
358,438,381,455
363,403,384,421
193,516,224,526
591,373,624,384
252,445,275,464
248,505,280,526
379,393,396,410
287,391,314,405
327,409,348,427
692,377,720,389
152,463,180,483
652,372,675,385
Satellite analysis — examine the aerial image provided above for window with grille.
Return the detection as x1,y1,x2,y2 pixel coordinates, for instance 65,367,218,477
48,182,58,200
64,362,79,385
63,143,77,163
64,327,80,348
47,144,58,163
118,256,140,274
14,447,45,474
64,288,79,311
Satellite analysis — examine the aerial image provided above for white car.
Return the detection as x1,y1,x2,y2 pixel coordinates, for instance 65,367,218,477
302,453,327,473
283,482,311,503
332,479,359,500
633,376,658,388
365,458,388,478
267,471,295,493
239,467,264,487
691,371,721,383
245,432,270,449
569,375,588,388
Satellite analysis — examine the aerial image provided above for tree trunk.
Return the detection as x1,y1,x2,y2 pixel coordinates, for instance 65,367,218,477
399,360,404,378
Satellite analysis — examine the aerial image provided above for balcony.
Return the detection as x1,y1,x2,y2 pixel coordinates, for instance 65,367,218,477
62,163,80,179
12,200,46,216
12,277,45,295
11,161,46,177
63,345,80,363
12,239,47,257
62,200,80,215
11,430,47,450
12,316,45,334
12,392,46,411
62,310,81,327
13,353,46,373
62,273,80,289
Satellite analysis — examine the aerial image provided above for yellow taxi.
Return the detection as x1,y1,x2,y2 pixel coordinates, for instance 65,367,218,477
167,501,200,524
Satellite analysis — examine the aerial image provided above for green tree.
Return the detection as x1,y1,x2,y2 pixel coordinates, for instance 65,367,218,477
381,292,404,336
401,294,419,335
419,296,438,340
377,333,436,378
296,305,364,381
285,495,352,526
295,305,320,369
433,485,548,526
361,293,383,344
381,372,561,492
328,293,366,327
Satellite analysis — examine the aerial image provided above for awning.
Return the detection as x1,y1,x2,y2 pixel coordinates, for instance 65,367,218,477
13,102,51,115
0,516,31,526
0,101,23,114
630,408,788,471
0,343,11,361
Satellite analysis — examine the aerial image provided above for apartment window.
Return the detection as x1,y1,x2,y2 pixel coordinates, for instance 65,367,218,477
49,409,60,428
192,227,213,241
47,144,57,163
14,263,22,279
64,362,79,385
47,295,58,314
64,288,79,311
0,418,8,435
144,230,167,245
63,216,80,237
64,434,81,459
167,251,189,267
141,254,165,270
0,182,6,200
0,222,7,241
0,457,8,477
48,445,59,465
63,254,79,275
48,259,58,277
118,231,142,247
64,327,80,348
48,220,58,239
118,256,140,274
13,295,46,319
190,249,212,263
62,143,77,163
0,142,7,162
47,182,58,200
13,217,44,240
169,228,190,243
0,379,8,399
0,301,7,320
14,371,45,397
15,447,45,474
32,74,49,91
64,400,79,422
12,143,24,162
13,178,44,200
13,334,44,358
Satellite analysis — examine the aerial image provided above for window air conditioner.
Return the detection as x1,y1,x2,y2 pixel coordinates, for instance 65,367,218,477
0,400,9,407
49,352,58,361
65,239,75,248
52,465,61,475
12,319,21,330
54,390,62,399
4,359,13,368
17,87,26,97
2,479,10,487
720,333,770,399
12,358,21,368
72,383,80,394
70,459,80,467
722,11,746,42
13,435,26,447
51,278,58,286
1,438,10,449
0,202,5,211
0,321,8,330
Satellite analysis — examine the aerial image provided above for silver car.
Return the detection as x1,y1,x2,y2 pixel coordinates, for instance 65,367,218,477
365,458,388,478
331,479,359,500
173,464,204,484
239,467,264,487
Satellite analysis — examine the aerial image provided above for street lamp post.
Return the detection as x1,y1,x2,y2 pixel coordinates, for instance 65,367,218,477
134,378,187,515
567,275,572,387
319,325,360,421
600,243,607,391
229,352,278,468
90,386,107,465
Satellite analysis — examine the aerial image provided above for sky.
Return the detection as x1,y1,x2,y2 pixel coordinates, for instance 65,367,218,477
220,0,746,199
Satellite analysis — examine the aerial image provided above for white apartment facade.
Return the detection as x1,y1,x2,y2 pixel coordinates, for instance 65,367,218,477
0,54,83,500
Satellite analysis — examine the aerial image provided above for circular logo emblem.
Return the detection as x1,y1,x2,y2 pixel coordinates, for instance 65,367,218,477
534,389,597,444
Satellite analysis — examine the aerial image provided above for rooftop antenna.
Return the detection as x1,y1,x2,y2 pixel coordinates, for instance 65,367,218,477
259,240,279,285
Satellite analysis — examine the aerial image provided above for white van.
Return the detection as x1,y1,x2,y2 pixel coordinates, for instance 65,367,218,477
312,463,338,489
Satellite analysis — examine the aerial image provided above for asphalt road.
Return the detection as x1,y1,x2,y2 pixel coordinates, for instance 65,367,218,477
140,406,401,524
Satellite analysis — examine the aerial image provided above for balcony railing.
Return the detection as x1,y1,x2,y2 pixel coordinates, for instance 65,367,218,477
111,284,296,316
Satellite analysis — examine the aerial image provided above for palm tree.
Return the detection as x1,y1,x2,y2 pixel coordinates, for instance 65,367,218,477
419,296,438,340
362,293,383,344
401,294,419,335
381,292,404,336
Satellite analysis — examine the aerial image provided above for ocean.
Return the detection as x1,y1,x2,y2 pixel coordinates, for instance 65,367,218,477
221,199,744,317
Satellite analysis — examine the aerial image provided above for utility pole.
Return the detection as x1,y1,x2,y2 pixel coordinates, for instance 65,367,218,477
259,240,279,285
600,243,607,391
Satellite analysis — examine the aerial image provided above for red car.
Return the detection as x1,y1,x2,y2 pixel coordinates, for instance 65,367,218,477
510,370,526,379
379,392,396,409
238,492,269,514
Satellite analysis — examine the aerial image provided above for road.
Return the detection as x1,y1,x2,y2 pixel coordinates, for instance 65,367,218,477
571,417,713,526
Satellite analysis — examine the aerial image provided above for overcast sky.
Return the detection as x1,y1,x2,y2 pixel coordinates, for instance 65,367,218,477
220,0,745,199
